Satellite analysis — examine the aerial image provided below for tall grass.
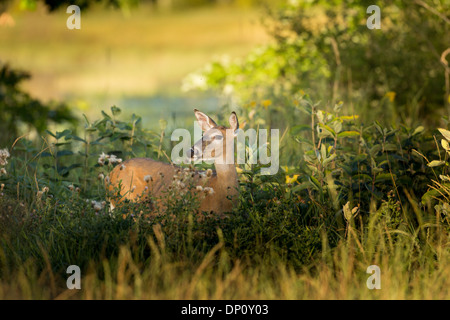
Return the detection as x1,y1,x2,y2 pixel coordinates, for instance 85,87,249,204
0,106,449,300
0,214,448,299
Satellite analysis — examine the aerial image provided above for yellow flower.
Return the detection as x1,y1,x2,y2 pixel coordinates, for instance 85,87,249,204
262,100,272,109
385,91,396,102
285,174,299,184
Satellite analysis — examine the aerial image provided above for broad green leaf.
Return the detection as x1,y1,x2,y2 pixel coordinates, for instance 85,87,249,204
318,123,336,137
441,139,450,151
438,128,450,141
337,131,360,138
70,135,87,143
55,129,72,139
340,115,359,121
292,182,315,193
383,143,398,151
428,160,446,167
56,150,74,157
332,121,342,134
422,188,442,205
375,173,395,183
412,126,424,136
111,106,121,116
352,174,372,182
45,130,56,138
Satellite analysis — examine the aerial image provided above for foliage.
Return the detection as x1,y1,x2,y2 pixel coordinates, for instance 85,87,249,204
0,104,449,298
0,63,76,145
183,0,450,126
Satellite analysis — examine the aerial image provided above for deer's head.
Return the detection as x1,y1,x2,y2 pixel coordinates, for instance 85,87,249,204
188,109,239,164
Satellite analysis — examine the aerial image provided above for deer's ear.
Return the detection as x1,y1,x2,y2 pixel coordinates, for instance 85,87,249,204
229,112,239,132
194,109,218,132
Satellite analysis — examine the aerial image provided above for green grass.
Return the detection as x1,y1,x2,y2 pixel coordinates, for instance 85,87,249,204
0,105,449,300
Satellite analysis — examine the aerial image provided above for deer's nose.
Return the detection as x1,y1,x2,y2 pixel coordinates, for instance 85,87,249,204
188,147,198,159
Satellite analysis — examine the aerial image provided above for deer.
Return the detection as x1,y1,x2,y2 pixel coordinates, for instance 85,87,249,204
107,109,240,216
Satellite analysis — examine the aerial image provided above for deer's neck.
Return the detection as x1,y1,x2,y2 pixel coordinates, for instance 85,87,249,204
212,163,238,190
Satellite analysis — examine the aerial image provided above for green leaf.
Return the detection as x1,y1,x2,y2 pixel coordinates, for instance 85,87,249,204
318,123,335,137
375,173,395,183
101,111,112,120
428,160,446,167
441,139,450,151
332,121,342,134
45,130,56,138
370,145,382,156
337,131,360,138
310,176,322,192
338,131,359,138
40,152,53,158
55,129,72,140
340,115,359,121
352,174,372,182
323,154,337,166
111,106,122,116
421,188,442,205
70,135,87,143
383,143,397,151
412,126,424,136
291,182,315,193
438,128,450,141
56,150,74,157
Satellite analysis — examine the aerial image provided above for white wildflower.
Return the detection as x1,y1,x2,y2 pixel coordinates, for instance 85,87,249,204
144,175,153,183
196,185,203,192
90,200,106,213
204,187,215,195
206,169,213,177
98,152,122,166
0,148,10,166
98,152,108,166
0,168,6,176
98,173,105,180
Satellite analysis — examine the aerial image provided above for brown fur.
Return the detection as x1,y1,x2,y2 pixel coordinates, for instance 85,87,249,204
108,158,238,215
107,112,240,216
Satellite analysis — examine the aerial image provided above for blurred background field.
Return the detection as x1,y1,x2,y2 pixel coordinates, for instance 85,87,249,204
0,0,270,128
